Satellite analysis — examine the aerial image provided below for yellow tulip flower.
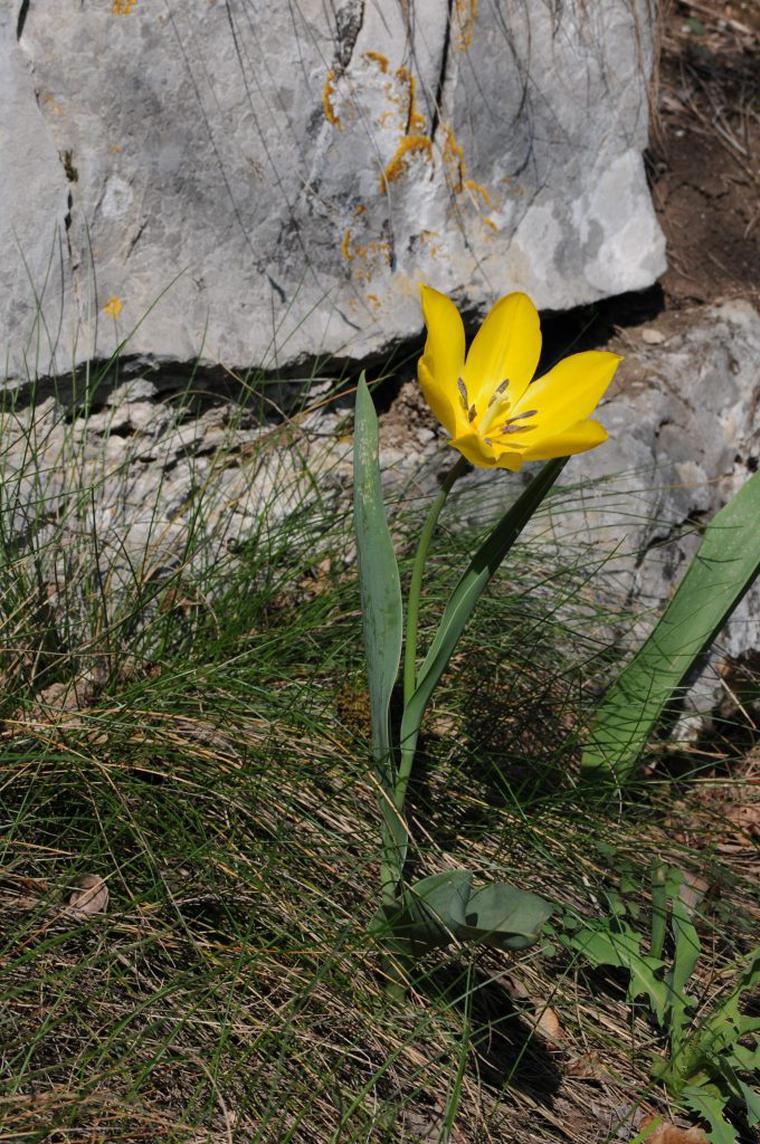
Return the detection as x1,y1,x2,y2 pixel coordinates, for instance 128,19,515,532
418,285,622,471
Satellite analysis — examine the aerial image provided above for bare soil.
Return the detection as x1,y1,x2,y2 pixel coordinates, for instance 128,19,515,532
652,0,759,307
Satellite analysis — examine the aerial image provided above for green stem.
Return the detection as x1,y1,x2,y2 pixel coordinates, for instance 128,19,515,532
402,456,469,708
396,455,468,815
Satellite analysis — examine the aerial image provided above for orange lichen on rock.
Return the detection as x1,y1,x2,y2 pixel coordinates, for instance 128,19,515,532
363,51,389,73
380,135,433,192
112,0,138,13
323,70,341,128
442,126,465,192
347,240,391,284
341,229,353,260
464,177,491,205
395,67,426,133
454,0,477,50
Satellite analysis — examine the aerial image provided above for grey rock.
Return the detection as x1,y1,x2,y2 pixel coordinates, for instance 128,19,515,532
2,0,664,383
1,298,755,736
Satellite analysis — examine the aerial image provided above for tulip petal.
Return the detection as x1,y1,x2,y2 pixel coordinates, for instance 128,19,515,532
521,417,608,460
493,450,525,472
418,285,467,436
450,429,498,468
462,292,541,412
512,350,621,434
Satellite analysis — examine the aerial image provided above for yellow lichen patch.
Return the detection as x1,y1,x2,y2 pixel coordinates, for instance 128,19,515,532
442,126,465,193
464,178,491,205
322,70,341,129
363,51,389,73
380,135,432,193
354,203,366,217
366,293,381,311
112,0,138,14
103,295,123,319
483,216,498,232
395,67,426,133
454,0,477,50
341,229,353,260
347,240,391,284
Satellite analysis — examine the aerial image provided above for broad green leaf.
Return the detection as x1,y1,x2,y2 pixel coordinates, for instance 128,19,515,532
681,1083,737,1144
353,375,406,882
399,457,566,771
376,869,552,953
459,881,554,951
381,869,473,949
582,471,760,785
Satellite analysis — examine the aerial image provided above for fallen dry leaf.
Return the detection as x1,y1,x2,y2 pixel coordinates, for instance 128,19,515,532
534,1005,563,1044
67,874,109,917
640,1115,709,1143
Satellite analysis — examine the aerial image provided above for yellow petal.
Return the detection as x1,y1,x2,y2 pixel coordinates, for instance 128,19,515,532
511,350,621,434
418,285,466,436
521,418,608,460
449,429,498,468
493,450,525,472
461,292,541,411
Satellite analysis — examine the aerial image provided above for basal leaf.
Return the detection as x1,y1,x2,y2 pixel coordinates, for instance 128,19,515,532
582,471,760,785
353,375,406,881
378,870,552,953
459,881,554,951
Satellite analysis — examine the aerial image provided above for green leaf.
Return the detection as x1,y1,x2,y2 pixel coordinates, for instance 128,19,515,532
563,921,673,1023
459,881,554,951
353,375,406,881
399,457,566,772
376,869,553,953
681,1083,737,1144
737,1080,760,1127
666,885,701,1058
726,1042,760,1074
582,471,760,785
650,861,669,961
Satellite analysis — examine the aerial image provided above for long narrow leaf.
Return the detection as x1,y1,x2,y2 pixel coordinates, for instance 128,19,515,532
353,375,406,879
582,471,760,785
399,458,566,761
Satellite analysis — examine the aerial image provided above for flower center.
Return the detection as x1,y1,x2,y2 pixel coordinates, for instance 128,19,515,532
457,377,538,447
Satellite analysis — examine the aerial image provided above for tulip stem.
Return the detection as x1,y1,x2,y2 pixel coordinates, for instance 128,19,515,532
403,456,469,712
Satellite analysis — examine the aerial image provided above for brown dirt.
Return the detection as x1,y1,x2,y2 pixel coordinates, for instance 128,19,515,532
652,0,760,306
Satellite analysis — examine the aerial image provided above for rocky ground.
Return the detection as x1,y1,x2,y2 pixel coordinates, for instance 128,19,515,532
3,1,758,738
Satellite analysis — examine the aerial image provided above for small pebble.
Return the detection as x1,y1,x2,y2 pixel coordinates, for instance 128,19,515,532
641,327,666,345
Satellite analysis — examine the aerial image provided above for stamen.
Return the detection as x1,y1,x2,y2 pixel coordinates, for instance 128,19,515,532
500,408,538,435
457,377,468,412
468,404,477,423
487,379,510,408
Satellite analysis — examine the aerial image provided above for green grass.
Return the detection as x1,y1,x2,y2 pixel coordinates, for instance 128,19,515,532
0,370,757,1143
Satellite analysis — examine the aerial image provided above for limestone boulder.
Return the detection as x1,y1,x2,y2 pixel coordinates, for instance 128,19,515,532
2,0,664,381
